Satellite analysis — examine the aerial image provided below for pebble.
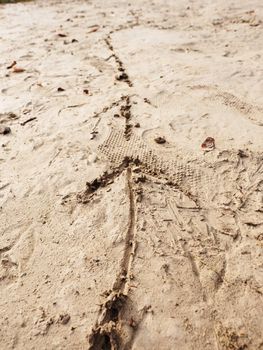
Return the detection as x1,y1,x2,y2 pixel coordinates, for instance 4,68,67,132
0,126,11,135
154,136,166,144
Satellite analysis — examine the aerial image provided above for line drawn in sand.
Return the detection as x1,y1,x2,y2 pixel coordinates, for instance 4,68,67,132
88,167,144,350
85,129,213,349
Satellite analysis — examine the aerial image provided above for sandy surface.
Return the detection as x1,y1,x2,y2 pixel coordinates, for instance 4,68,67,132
0,0,263,349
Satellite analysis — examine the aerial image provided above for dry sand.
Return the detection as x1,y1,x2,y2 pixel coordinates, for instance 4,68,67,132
0,0,263,349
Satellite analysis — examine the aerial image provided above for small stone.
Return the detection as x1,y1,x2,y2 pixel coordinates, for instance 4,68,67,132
58,314,70,325
0,126,11,135
134,122,140,128
154,136,166,144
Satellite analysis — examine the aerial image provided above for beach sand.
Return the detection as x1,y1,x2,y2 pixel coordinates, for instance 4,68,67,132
0,0,262,349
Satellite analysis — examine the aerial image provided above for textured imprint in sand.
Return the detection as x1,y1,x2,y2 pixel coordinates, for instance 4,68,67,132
98,129,205,197
212,90,263,126
192,85,263,126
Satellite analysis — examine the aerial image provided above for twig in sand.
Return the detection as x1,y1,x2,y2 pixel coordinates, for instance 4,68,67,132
20,117,37,126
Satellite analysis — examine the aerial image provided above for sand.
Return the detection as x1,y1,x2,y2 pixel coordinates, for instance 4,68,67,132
0,0,263,349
